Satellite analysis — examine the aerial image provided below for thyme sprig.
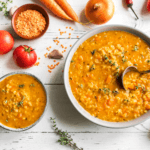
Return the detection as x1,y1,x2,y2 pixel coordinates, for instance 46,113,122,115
50,118,83,150
0,0,13,16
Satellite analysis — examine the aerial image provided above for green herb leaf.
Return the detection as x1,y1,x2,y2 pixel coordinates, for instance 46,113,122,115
109,60,112,64
112,90,119,95
30,83,35,87
90,64,95,71
0,0,13,17
112,62,116,66
116,66,120,70
123,99,130,103
135,86,139,89
147,60,150,63
19,84,24,88
103,88,110,94
91,49,96,55
133,45,139,51
104,55,108,60
71,60,74,63
122,59,127,63
17,96,25,107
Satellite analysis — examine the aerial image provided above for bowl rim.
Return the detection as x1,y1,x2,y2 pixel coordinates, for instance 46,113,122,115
64,24,150,128
11,3,49,40
0,71,48,132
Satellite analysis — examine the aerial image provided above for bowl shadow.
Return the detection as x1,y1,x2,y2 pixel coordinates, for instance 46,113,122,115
48,84,101,130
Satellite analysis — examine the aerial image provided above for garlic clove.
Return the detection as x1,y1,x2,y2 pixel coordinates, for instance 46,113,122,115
9,6,18,17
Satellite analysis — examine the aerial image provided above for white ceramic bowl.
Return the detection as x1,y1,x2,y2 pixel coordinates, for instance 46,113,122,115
0,72,48,131
64,25,150,128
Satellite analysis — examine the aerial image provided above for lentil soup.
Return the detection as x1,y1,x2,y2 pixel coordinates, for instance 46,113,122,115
69,31,150,122
0,74,46,128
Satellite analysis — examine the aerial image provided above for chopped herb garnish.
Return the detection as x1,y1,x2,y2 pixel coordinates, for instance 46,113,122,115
103,88,110,94
90,64,95,71
147,60,150,63
135,86,139,89
5,100,7,103
104,55,108,60
91,49,96,55
80,84,83,88
109,60,112,64
2,90,5,92
134,64,138,66
6,119,8,122
116,66,120,70
112,62,116,66
17,96,25,107
133,45,139,51
112,90,119,95
70,77,73,80
71,60,74,63
122,59,127,63
123,99,130,103
142,87,147,92
30,83,35,87
115,72,119,77
99,88,102,92
19,84,24,88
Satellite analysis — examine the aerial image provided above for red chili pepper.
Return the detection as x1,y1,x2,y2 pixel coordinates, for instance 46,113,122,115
147,0,150,12
126,0,133,6
125,0,139,19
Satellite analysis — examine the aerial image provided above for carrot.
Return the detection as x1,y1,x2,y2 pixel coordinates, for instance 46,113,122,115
40,0,72,21
106,75,112,84
55,0,79,22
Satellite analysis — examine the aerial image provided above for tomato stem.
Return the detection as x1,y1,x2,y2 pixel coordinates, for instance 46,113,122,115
23,46,33,53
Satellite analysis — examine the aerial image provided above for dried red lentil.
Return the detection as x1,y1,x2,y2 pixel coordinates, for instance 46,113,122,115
16,10,46,37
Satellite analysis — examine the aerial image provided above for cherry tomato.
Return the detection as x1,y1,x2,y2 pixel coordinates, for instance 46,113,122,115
13,45,37,68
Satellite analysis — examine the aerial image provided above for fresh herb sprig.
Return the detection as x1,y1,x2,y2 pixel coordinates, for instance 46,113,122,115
50,118,83,150
0,0,13,16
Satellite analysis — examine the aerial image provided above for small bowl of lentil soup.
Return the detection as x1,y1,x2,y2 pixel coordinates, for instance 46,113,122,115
12,4,49,40
0,72,47,131
64,25,150,128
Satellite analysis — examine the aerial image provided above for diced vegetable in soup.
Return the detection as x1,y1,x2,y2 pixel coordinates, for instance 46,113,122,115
0,74,46,128
69,31,150,122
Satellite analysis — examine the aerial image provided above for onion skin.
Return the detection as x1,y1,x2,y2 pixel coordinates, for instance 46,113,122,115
85,0,115,25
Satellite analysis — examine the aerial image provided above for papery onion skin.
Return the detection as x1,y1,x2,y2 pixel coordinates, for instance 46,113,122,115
85,0,115,25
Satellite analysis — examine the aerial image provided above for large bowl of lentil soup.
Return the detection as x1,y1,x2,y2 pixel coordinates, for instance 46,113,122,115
0,72,47,131
64,25,150,128
12,4,49,40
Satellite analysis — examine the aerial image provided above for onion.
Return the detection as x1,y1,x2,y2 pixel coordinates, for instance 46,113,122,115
85,0,115,25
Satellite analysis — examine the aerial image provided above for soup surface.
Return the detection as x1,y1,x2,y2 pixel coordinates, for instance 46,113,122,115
69,31,150,122
0,74,46,128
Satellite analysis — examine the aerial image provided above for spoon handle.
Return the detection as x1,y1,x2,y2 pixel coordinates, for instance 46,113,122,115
141,70,150,74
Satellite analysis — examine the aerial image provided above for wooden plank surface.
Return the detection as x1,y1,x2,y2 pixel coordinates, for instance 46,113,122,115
0,0,150,150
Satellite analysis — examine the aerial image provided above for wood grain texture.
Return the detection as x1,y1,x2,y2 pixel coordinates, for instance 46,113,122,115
0,0,150,150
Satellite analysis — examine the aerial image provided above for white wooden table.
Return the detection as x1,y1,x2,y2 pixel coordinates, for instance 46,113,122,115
0,0,150,149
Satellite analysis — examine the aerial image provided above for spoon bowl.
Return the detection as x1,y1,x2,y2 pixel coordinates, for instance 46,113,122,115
122,66,150,90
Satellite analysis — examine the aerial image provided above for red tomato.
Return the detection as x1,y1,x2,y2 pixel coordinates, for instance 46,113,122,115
13,45,37,68
0,30,14,55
